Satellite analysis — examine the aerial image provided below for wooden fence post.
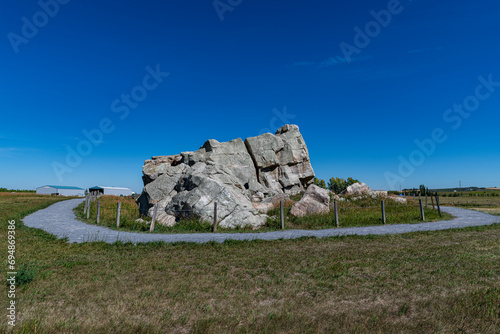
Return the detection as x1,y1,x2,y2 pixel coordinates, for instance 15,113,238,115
436,196,441,217
431,195,435,210
212,202,218,233
381,200,386,224
83,195,88,214
96,201,101,224
87,197,91,219
425,193,428,207
149,203,158,233
280,201,284,230
116,202,121,228
334,200,339,227
419,198,425,221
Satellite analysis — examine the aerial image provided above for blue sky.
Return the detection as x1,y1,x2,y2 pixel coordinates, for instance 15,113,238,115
1,0,500,193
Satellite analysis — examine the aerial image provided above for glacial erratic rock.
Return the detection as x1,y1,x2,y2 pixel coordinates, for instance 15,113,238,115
388,195,407,204
290,184,330,217
245,124,314,195
345,182,371,196
138,124,315,229
369,190,389,198
344,182,391,200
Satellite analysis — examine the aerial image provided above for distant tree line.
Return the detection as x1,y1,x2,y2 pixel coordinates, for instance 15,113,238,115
441,192,499,197
0,188,35,193
397,185,435,196
313,177,360,193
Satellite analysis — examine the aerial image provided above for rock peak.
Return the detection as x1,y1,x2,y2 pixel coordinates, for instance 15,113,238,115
275,124,299,135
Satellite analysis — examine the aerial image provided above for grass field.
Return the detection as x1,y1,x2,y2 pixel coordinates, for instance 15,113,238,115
1,193,499,333
438,189,500,197
437,194,500,218
472,208,500,216
75,195,452,234
438,195,500,207
0,192,73,222
267,195,451,229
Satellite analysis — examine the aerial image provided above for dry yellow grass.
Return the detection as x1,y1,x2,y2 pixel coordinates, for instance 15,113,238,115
471,207,500,216
438,195,500,207
1,193,499,333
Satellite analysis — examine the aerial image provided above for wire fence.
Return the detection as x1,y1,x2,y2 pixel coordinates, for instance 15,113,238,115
81,193,444,233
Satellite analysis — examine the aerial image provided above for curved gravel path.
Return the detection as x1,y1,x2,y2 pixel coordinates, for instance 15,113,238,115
23,198,500,244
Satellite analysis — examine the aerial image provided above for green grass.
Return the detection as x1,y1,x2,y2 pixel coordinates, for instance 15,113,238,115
0,192,72,224
74,196,218,234
75,195,453,234
266,195,452,230
13,262,39,286
1,193,499,333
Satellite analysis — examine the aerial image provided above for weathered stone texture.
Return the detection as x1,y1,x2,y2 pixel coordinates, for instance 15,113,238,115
290,184,330,217
138,125,315,228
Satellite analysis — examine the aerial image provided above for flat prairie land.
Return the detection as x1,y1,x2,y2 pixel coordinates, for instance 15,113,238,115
438,195,500,207
1,193,499,333
471,207,500,216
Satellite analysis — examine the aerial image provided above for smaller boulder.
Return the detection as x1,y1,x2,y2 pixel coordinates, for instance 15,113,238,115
253,194,289,214
290,184,330,217
368,190,388,197
345,182,371,196
389,195,407,204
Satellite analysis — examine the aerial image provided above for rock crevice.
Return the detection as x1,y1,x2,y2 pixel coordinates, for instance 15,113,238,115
138,124,315,229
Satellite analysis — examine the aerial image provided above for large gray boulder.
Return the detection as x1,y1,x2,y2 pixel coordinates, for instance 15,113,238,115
138,125,315,229
290,184,330,217
245,124,315,195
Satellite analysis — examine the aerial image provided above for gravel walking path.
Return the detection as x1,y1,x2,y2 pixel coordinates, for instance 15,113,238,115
23,198,500,244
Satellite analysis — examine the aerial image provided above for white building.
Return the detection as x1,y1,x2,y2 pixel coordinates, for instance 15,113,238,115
88,186,133,197
36,185,85,197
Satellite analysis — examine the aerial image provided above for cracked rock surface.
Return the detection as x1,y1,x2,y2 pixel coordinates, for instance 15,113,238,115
137,124,315,229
